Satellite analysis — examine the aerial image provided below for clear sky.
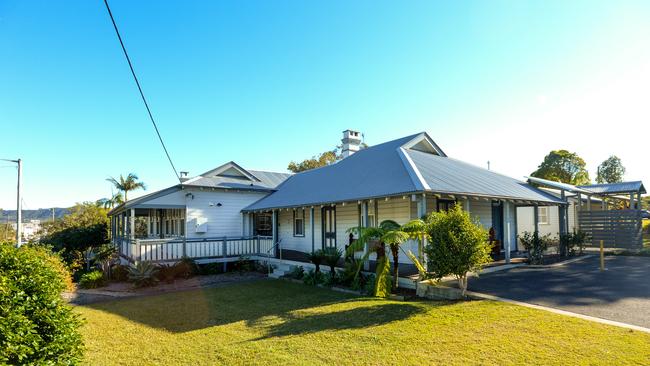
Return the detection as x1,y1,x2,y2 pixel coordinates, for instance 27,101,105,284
1,1,649,210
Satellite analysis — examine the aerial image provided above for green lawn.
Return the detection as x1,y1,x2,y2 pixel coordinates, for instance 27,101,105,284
77,280,650,366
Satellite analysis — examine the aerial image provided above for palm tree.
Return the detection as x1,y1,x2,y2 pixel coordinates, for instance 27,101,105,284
106,173,146,202
347,220,407,295
97,192,125,209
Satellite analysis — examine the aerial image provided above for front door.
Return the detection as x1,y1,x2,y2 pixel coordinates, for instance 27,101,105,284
491,201,504,246
322,206,336,248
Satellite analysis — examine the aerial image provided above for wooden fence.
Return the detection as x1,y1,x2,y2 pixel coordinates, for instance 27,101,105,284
578,210,643,249
116,236,275,263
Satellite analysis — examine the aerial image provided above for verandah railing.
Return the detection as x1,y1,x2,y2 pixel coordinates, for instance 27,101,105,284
116,236,275,263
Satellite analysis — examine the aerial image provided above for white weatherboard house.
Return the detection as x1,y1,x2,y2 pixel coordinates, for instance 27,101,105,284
110,130,571,274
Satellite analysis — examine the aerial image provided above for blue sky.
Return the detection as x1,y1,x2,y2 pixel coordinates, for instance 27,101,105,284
1,1,649,209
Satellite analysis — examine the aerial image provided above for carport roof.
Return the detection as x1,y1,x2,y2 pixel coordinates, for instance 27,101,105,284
578,181,646,195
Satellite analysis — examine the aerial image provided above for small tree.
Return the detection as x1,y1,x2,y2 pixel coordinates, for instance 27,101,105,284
0,243,83,364
424,206,492,297
322,247,342,279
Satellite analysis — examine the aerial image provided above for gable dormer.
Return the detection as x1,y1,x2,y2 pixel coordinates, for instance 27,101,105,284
200,161,260,181
401,132,447,157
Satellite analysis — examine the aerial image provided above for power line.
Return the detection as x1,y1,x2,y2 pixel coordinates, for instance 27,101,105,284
102,0,180,182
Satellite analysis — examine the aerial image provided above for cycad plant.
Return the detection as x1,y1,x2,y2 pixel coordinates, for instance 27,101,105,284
306,250,325,274
127,261,159,287
322,247,343,279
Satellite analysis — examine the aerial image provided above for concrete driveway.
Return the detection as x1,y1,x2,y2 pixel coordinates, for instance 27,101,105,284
466,255,650,328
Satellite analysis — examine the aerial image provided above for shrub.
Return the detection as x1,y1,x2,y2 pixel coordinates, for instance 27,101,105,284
111,264,129,282
560,230,589,256
302,269,325,286
234,255,253,272
363,273,377,295
322,247,343,278
78,270,106,289
127,261,159,287
156,263,178,284
287,265,305,280
0,243,83,364
425,205,492,297
306,250,325,273
519,231,552,264
175,256,197,278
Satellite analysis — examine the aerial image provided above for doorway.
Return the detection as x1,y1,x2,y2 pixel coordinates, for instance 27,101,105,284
322,206,336,248
491,201,504,247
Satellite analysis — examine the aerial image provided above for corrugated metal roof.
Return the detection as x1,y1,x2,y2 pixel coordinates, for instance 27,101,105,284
109,167,291,215
525,176,592,194
245,133,565,211
244,134,422,210
184,170,291,191
578,181,646,195
408,151,565,203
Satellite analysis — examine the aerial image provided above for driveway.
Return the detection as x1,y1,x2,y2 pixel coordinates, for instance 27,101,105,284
466,255,650,328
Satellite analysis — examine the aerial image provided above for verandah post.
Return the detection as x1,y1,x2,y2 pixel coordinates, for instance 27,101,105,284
256,235,260,255
222,237,228,272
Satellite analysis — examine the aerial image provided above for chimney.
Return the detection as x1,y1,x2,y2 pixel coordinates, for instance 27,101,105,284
179,171,190,182
341,129,362,158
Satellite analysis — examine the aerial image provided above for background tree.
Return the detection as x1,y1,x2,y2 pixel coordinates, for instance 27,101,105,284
287,149,339,173
596,155,625,183
0,219,15,243
38,202,110,267
106,173,146,201
530,150,590,185
424,205,492,297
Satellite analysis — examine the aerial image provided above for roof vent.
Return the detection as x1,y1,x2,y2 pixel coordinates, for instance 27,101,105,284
341,129,362,158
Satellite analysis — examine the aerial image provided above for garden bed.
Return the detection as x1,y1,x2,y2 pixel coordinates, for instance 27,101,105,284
64,272,265,305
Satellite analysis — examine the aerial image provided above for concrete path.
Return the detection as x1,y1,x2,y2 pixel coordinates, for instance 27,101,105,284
465,255,650,328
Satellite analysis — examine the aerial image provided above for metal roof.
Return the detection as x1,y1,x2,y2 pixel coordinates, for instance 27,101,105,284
109,166,290,215
244,133,565,211
578,181,646,195
525,176,592,194
184,170,291,191
408,151,566,203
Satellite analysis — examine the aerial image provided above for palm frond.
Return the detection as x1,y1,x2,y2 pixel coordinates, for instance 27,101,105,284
381,230,410,245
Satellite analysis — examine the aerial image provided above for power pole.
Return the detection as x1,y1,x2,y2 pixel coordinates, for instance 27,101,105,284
2,158,22,247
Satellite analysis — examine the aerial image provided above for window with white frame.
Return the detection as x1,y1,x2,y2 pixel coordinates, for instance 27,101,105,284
367,212,376,228
538,207,549,225
293,209,305,237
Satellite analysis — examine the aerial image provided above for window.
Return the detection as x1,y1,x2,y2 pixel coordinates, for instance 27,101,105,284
538,207,549,225
437,199,456,212
255,214,272,236
293,209,305,237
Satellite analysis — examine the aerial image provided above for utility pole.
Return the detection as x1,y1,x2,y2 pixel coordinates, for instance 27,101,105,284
487,161,491,170
2,158,22,247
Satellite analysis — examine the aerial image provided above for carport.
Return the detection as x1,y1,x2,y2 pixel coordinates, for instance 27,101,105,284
527,177,646,249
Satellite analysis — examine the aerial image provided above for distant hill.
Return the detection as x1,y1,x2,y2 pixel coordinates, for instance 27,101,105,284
0,208,69,222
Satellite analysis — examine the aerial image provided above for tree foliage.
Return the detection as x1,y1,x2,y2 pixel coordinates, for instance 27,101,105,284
0,243,83,364
596,155,625,184
39,202,110,265
424,205,492,296
530,150,590,185
106,173,146,201
0,222,15,243
287,150,339,173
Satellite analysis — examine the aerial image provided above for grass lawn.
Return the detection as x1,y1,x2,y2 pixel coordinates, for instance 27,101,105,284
77,280,650,366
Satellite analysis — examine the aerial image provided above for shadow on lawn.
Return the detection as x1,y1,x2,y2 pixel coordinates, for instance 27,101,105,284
250,302,425,340
82,280,424,333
